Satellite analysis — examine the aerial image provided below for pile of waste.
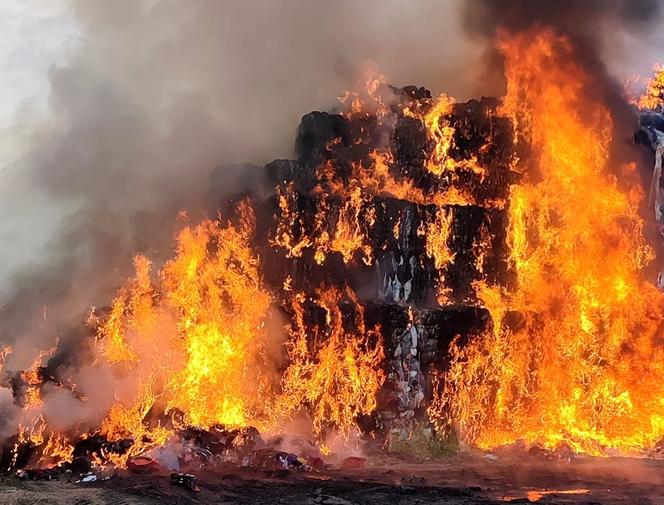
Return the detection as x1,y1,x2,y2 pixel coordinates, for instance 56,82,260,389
4,422,370,493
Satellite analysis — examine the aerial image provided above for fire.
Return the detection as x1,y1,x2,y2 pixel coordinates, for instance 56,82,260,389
423,94,456,177
39,432,74,467
162,204,272,428
0,345,11,365
424,208,455,303
638,64,664,111
18,340,59,408
276,287,385,436
94,202,274,463
431,28,664,455
100,383,171,466
1,190,390,470
271,84,487,267
7,27,664,471
329,186,375,265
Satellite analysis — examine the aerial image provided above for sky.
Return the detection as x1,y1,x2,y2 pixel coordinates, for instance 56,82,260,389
0,1,78,280
0,0,77,163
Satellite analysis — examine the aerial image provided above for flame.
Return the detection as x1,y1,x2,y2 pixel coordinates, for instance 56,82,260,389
271,76,503,268
272,182,314,259
100,382,171,466
423,94,456,176
6,195,388,469
39,431,74,468
430,29,664,456
276,287,385,436
19,340,58,409
92,200,386,463
339,70,390,119
162,204,272,428
14,32,664,466
424,208,455,303
94,202,274,465
0,345,11,366
637,64,664,110
330,186,375,265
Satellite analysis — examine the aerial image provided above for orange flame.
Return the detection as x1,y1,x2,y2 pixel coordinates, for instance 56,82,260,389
430,28,664,456
94,202,275,465
424,208,455,303
637,64,664,110
423,94,456,176
276,287,385,436
92,200,386,463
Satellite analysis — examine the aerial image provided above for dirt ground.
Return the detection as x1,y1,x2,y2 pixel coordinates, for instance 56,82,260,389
1,453,662,505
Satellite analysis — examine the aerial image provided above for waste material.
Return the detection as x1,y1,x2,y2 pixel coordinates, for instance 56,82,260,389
127,456,160,473
170,472,200,493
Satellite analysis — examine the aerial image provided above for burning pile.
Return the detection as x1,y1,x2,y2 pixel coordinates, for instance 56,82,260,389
2,25,664,478
430,29,664,456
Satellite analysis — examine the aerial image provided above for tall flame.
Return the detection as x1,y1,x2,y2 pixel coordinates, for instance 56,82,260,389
276,287,385,436
431,29,664,456
96,202,274,462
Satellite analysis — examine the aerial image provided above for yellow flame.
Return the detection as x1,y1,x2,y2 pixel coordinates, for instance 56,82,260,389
430,28,664,456
637,63,664,110
276,287,385,436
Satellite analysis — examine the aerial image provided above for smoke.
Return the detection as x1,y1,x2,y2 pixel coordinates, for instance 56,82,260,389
462,0,663,96
0,0,483,367
463,0,661,38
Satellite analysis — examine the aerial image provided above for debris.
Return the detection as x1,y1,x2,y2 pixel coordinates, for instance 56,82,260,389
145,445,180,471
314,494,357,505
278,452,311,471
76,473,98,484
170,472,201,493
127,456,160,473
68,456,92,474
305,455,326,470
341,456,366,470
16,468,59,481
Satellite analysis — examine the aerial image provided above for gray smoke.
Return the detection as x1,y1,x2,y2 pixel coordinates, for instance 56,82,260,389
0,0,483,368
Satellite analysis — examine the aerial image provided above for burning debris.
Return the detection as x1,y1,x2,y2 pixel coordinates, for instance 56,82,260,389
2,22,664,505
0,70,515,477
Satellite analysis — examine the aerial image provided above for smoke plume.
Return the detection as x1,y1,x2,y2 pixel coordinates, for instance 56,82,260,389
0,0,483,368
463,0,661,38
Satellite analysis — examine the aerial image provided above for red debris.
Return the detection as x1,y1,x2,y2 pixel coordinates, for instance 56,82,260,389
127,456,160,473
341,456,366,470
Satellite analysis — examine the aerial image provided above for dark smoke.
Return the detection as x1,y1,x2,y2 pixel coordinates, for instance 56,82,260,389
463,0,661,38
462,0,663,96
